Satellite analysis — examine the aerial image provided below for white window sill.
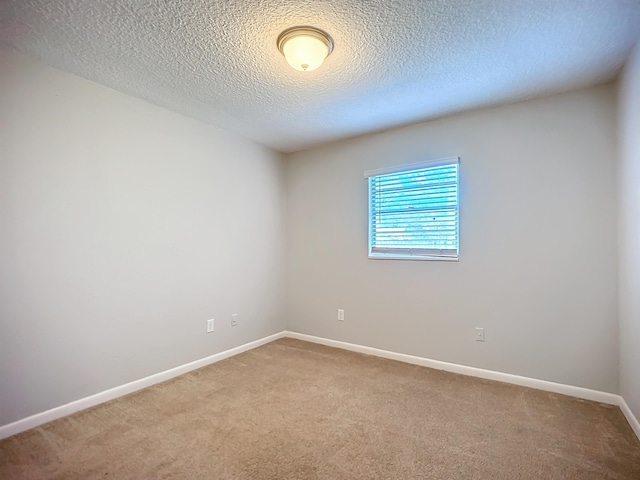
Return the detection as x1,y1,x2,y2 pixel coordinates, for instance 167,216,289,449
368,254,459,262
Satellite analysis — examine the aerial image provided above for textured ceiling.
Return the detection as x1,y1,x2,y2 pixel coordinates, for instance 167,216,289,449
1,1,639,153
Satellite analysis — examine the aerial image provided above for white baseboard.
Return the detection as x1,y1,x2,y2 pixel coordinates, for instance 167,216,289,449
0,331,286,440
3,330,639,443
284,331,620,405
618,396,640,440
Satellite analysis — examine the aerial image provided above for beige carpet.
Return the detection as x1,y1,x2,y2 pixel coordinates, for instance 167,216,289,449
1,338,639,479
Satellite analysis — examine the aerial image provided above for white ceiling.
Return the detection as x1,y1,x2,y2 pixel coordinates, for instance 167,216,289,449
1,1,639,153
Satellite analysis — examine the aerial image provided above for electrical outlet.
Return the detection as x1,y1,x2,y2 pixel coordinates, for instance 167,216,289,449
207,319,215,333
475,327,485,342
231,313,238,327
337,309,344,321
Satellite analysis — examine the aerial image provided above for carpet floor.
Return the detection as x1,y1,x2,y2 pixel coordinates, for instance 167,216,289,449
1,338,639,479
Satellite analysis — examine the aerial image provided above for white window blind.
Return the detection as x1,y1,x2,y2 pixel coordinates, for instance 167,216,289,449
366,157,459,260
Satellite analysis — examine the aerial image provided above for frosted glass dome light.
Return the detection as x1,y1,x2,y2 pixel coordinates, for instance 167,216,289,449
277,26,334,72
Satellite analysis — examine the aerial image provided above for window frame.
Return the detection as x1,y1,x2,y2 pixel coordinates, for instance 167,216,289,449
365,156,460,262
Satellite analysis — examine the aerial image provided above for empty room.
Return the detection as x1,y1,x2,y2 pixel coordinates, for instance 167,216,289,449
1,0,640,478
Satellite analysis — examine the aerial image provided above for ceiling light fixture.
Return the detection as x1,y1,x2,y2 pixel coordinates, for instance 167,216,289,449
277,26,334,72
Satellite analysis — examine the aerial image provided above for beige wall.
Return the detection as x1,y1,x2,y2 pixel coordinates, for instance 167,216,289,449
0,44,627,429
619,42,640,421
0,48,286,426
285,84,618,392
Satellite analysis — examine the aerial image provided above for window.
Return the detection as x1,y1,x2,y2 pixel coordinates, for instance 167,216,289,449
365,157,459,261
